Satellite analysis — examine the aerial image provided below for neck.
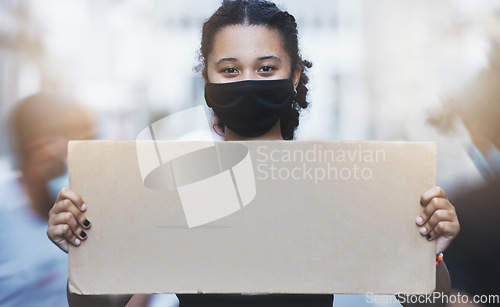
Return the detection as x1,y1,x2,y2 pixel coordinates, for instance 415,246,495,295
223,120,284,141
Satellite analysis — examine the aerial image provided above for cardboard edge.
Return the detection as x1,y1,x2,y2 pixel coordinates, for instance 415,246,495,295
68,278,83,295
429,141,438,295
68,141,76,190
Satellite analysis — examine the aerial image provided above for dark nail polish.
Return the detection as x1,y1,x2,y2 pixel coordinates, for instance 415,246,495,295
426,234,431,240
83,219,90,227
80,230,87,238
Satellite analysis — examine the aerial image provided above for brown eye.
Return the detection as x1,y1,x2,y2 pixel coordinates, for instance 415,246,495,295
258,66,274,73
222,67,238,74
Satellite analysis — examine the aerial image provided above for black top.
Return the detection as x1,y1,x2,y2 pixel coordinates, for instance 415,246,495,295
177,294,334,307
445,179,500,302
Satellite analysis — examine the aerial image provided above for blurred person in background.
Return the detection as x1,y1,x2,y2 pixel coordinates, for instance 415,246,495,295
429,42,500,306
0,92,95,307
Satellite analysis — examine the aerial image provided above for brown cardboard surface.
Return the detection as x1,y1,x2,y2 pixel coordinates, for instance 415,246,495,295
68,140,436,295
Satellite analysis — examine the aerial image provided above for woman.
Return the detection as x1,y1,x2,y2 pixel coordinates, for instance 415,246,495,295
47,1,460,306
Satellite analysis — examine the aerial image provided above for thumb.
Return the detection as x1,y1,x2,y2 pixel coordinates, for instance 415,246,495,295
54,237,69,253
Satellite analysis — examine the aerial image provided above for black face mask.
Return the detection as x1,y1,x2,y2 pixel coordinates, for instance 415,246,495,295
204,78,294,137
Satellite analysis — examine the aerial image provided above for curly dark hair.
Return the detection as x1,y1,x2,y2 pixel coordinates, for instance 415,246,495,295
198,0,312,140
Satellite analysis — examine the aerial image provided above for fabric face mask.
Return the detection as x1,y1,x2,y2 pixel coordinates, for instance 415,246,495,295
204,78,295,137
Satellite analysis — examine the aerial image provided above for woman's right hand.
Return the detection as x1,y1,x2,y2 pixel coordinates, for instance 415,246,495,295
47,188,91,253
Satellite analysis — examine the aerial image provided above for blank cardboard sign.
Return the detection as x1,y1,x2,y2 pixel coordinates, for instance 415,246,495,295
68,141,436,295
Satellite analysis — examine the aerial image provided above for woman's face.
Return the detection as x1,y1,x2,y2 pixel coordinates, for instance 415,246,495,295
206,25,300,87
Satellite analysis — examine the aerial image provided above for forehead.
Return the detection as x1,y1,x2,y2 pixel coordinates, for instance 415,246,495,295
208,25,289,63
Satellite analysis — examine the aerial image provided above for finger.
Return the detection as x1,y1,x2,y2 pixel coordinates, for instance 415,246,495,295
51,223,78,245
47,224,81,253
416,197,453,226
51,212,88,241
46,226,69,253
426,220,460,241
418,209,454,238
49,199,91,229
55,188,85,211
420,186,447,206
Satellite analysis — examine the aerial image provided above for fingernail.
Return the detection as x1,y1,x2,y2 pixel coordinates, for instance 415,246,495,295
426,234,432,240
416,216,423,225
420,227,427,235
80,230,87,238
75,238,81,245
83,219,90,227
81,203,86,211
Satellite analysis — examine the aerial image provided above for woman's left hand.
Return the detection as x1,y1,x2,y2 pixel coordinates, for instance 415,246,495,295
416,186,460,254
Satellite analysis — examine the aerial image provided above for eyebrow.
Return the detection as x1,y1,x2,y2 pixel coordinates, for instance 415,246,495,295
215,57,238,65
215,55,282,65
258,55,281,62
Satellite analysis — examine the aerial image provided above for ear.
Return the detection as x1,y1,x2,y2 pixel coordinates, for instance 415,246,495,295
212,113,225,139
292,65,301,91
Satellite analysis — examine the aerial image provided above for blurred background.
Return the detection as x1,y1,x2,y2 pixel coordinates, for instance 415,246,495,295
1,0,500,306
2,0,500,191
